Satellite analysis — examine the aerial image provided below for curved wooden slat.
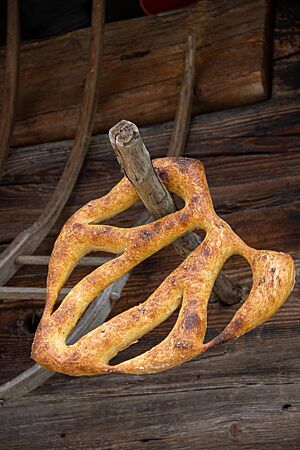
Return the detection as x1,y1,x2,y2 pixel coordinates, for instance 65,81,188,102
168,33,196,157
0,0,105,286
168,34,244,304
0,282,123,403
0,0,20,179
0,0,105,404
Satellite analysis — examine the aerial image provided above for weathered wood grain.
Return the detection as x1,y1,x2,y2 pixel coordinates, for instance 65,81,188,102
0,0,272,147
0,137,299,243
0,377,299,449
0,1,299,448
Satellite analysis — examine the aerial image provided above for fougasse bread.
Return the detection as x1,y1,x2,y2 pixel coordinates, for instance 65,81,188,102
32,157,295,375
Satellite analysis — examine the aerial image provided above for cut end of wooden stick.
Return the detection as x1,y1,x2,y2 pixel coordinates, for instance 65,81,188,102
109,120,143,174
109,120,175,219
109,120,139,151
117,122,139,148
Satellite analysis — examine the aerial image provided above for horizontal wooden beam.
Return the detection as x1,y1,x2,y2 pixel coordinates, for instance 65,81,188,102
0,0,272,147
15,255,111,266
0,279,127,302
0,286,70,301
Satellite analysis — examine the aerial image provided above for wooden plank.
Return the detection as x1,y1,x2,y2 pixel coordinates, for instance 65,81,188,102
0,0,272,147
0,136,299,244
0,37,298,188
0,380,299,449
0,286,70,301
1,44,299,190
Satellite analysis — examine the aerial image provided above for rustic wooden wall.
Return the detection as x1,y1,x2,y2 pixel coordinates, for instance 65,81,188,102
0,0,299,448
0,0,272,147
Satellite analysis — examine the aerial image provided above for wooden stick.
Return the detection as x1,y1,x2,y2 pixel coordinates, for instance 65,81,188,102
0,287,70,301
0,0,20,179
110,121,200,257
109,120,244,305
0,0,105,287
15,255,112,267
0,279,127,304
168,33,196,157
0,272,131,402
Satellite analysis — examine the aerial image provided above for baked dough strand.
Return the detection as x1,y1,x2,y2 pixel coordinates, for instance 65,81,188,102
32,158,295,375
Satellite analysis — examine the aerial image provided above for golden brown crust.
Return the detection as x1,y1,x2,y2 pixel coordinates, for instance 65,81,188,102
31,158,295,375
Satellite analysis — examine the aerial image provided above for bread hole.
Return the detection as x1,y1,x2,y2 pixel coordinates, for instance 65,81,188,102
69,219,206,346
99,193,187,229
110,307,181,365
71,242,184,354
98,200,145,228
204,255,252,343
62,241,183,345
54,185,190,310
108,241,183,315
108,229,208,365
172,193,185,211
63,250,115,286
53,250,116,312
65,227,207,346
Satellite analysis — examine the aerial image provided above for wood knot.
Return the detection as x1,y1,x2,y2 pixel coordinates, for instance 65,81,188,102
229,422,241,439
